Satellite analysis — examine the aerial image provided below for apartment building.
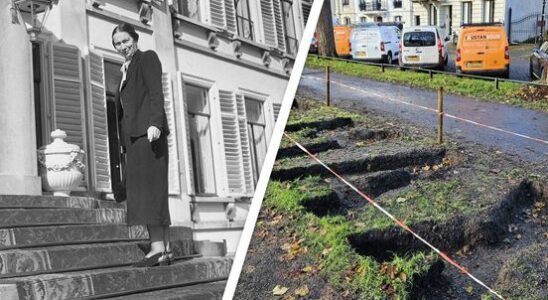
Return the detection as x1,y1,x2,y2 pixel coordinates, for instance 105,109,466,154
0,0,312,253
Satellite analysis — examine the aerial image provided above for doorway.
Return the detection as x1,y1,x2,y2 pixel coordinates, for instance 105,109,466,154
103,61,124,190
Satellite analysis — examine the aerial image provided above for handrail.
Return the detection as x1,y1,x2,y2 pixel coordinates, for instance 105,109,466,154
308,54,548,87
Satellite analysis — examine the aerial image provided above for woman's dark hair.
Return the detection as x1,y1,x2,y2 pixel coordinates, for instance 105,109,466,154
112,23,139,47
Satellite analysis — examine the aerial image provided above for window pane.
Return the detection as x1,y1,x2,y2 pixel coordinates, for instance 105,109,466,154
178,0,200,21
185,84,209,114
403,31,436,47
189,114,216,195
245,98,265,124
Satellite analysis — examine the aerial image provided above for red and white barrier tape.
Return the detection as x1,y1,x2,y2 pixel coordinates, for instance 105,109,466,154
283,133,506,300
303,76,548,145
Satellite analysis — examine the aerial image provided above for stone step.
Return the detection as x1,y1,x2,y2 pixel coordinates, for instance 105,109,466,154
272,144,445,181
0,195,125,209
108,280,227,300
0,224,193,250
0,240,195,278
0,224,146,250
0,208,126,228
0,257,232,300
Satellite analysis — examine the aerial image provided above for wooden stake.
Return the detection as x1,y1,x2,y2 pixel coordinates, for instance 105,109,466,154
437,87,444,144
326,66,330,106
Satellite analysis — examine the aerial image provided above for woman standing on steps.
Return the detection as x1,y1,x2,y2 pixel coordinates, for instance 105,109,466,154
112,23,171,267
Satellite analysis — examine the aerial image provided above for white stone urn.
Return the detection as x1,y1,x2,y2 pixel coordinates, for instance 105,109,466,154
37,129,86,197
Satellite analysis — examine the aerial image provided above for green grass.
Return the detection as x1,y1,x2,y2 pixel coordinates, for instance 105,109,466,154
263,177,441,299
306,56,548,112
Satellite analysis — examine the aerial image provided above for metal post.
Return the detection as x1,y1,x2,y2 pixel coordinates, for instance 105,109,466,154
437,87,444,145
381,64,385,73
429,70,433,79
326,66,331,106
507,8,512,43
542,0,546,43
495,78,499,89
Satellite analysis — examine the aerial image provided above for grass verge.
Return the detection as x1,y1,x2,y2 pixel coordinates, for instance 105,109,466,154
306,56,548,112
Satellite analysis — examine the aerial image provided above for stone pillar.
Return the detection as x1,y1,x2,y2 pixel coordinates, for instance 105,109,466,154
0,2,41,195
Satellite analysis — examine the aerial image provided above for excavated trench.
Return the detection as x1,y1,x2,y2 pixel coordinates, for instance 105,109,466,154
277,140,341,159
284,117,354,132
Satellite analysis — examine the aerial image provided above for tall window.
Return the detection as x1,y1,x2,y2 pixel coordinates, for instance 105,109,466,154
176,0,201,21
282,0,298,55
484,0,495,22
344,17,351,25
429,4,438,26
235,0,254,40
393,0,402,9
462,2,473,24
415,15,421,26
343,0,349,5
360,16,367,23
245,98,267,183
394,15,402,22
185,84,216,195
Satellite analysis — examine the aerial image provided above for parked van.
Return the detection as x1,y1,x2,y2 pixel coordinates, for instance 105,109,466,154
456,23,510,77
334,25,352,57
399,26,449,69
349,24,400,64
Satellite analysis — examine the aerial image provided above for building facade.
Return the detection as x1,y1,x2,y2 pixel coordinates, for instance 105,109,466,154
0,0,312,254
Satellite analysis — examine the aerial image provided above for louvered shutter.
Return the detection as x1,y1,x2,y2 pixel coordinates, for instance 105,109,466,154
85,50,111,192
209,0,225,28
272,102,282,122
219,90,246,195
236,94,254,195
162,73,181,195
260,0,277,47
301,0,312,25
176,72,195,195
272,0,286,51
49,42,88,188
224,0,237,34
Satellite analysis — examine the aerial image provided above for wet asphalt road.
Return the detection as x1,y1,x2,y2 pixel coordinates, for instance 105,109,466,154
298,68,548,165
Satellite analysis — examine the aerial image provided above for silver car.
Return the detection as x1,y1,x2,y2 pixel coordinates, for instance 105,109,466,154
529,41,548,80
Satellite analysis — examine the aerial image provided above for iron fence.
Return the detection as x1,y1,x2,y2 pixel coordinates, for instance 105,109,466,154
359,0,387,11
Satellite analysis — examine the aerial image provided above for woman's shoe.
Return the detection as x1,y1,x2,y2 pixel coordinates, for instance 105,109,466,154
158,251,172,266
132,252,168,268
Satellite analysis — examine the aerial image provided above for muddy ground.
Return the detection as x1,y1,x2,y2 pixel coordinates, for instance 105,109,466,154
235,97,547,300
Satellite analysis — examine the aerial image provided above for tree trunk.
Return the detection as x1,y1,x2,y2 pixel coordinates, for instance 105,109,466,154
317,0,336,57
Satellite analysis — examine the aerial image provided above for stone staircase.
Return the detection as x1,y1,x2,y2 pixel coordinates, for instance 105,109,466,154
0,195,231,300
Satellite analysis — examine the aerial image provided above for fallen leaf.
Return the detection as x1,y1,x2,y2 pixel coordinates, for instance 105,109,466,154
322,247,332,256
295,285,310,297
243,265,255,274
301,266,314,273
355,141,365,147
464,285,473,294
396,197,407,203
422,165,431,171
273,285,289,296
281,295,295,300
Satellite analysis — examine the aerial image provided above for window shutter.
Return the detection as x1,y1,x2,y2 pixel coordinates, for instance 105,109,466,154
209,0,225,28
219,90,246,195
236,94,254,195
272,0,286,51
176,72,195,195
301,0,312,25
260,0,277,47
49,42,87,188
272,102,282,122
224,0,237,34
85,50,111,192
162,73,181,195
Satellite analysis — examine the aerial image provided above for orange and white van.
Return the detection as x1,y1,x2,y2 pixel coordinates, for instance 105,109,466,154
334,25,352,57
455,23,510,77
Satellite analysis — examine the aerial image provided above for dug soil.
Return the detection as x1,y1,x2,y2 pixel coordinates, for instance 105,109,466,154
235,97,547,300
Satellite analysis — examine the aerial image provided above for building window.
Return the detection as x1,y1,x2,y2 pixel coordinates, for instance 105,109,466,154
176,0,201,21
415,15,420,26
245,98,267,183
429,4,438,26
393,0,402,9
344,17,351,25
235,0,254,40
462,2,472,24
360,16,367,23
394,15,402,22
343,0,349,5
282,0,298,55
484,0,495,22
185,84,216,195
376,16,383,23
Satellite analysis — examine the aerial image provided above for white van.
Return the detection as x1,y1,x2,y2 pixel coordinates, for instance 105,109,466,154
399,26,449,69
349,24,400,64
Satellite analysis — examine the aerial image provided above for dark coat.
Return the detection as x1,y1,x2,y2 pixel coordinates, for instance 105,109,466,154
114,49,171,226
115,50,169,147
